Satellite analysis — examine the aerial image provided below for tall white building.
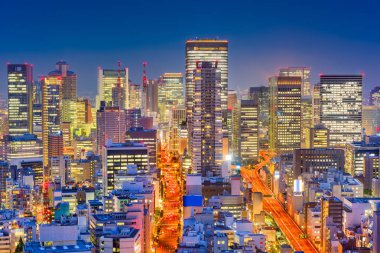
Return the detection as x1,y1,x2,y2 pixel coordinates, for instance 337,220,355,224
191,61,223,177
320,75,362,147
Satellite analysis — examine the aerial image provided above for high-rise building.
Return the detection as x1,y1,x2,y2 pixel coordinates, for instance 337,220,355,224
370,86,380,106
96,102,126,155
144,79,158,116
186,39,228,142
312,83,321,125
41,75,63,165
345,141,380,177
320,75,363,147
47,132,64,164
102,142,149,194
7,63,33,136
96,67,128,109
32,80,43,138
227,90,240,160
305,124,330,148
50,61,77,99
269,76,302,153
158,73,184,124
125,127,157,168
301,96,313,148
239,100,259,163
362,105,380,136
249,86,269,150
128,83,141,109
279,67,311,97
0,161,9,205
169,107,186,152
191,61,223,177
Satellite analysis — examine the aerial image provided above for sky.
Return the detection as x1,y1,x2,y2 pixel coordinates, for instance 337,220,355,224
1,0,380,100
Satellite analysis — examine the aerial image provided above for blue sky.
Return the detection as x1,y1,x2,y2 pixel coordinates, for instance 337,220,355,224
1,0,380,99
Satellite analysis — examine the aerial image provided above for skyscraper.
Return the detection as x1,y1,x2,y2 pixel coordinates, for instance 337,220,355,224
279,67,311,97
7,63,33,136
96,102,126,155
239,100,259,163
320,75,362,147
186,39,228,145
41,75,63,165
51,61,77,99
249,86,269,150
191,61,223,177
158,73,184,124
362,105,380,135
269,76,302,153
96,66,128,109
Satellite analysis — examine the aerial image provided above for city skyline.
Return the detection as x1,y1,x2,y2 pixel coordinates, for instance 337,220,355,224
1,0,380,99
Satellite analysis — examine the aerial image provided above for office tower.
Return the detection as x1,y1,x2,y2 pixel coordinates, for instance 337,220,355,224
128,83,141,109
169,107,186,152
279,67,311,97
320,75,363,147
228,90,240,159
362,105,380,135
301,96,313,148
96,66,128,109
41,74,63,165
293,148,345,179
144,79,158,115
50,61,77,99
185,39,228,141
50,156,70,184
191,61,223,177
96,102,126,155
4,134,42,162
158,73,184,124
249,86,269,150
269,76,302,153
305,124,330,148
125,108,142,130
370,86,380,106
363,154,380,190
321,197,343,253
125,127,157,168
62,98,93,138
373,203,380,253
47,132,64,163
7,63,33,136
102,142,149,194
312,83,321,125
239,100,259,163
345,141,380,177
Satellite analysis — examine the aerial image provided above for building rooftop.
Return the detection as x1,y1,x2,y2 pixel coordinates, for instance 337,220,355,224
345,197,380,204
25,240,92,253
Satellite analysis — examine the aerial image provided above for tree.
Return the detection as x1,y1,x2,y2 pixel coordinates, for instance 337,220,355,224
14,237,24,253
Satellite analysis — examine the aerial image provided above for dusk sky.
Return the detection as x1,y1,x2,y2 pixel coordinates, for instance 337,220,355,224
1,0,380,99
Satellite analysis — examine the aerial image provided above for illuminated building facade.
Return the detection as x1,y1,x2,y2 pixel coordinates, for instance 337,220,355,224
4,134,42,162
158,73,183,124
7,63,33,136
227,90,240,160
169,107,186,152
370,86,380,106
102,142,149,194
345,141,380,177
191,61,223,177
41,75,63,165
269,76,302,153
33,80,43,138
96,102,126,155
320,75,362,147
47,132,64,164
50,61,77,99
128,83,141,109
239,100,259,163
301,96,313,148
279,67,311,97
186,39,228,146
321,197,343,253
144,79,158,115
312,83,321,125
362,105,380,136
249,86,269,150
293,148,345,179
96,67,128,109
0,161,9,205
125,127,157,168
305,124,330,148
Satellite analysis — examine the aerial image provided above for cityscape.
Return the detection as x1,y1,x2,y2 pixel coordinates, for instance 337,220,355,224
2,1,380,253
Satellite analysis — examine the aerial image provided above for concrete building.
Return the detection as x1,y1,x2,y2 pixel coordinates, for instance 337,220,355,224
305,124,330,148
269,76,302,153
362,105,380,136
239,100,259,163
7,63,33,136
320,75,363,147
125,127,157,168
190,61,223,177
